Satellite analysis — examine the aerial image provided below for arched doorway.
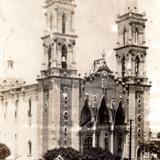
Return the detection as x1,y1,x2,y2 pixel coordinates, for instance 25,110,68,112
83,137,92,153
137,147,141,160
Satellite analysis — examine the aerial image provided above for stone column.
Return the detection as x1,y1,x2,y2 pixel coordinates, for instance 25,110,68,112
58,12,62,33
42,44,47,70
44,11,48,32
92,127,96,148
116,24,120,47
53,9,58,32
110,125,114,153
48,79,61,149
52,42,57,68
71,12,75,33
122,132,130,159
116,60,121,78
45,46,49,70
72,43,76,69
71,80,80,150
50,44,56,68
143,88,150,141
37,83,44,158
67,44,72,69
128,87,136,159
128,24,132,44
57,42,62,68
127,55,132,76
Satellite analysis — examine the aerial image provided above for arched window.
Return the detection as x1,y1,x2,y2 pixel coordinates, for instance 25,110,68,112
83,137,92,153
115,101,125,125
28,99,32,117
135,56,140,76
28,140,32,155
97,97,110,125
121,56,125,78
49,14,52,30
80,99,92,127
61,45,67,69
48,46,52,69
62,14,67,34
123,28,127,45
135,27,139,44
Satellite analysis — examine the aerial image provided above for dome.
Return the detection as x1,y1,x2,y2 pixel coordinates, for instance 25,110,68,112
0,57,26,90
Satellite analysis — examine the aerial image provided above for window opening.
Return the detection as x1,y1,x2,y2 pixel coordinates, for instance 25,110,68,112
61,45,67,69
62,14,66,34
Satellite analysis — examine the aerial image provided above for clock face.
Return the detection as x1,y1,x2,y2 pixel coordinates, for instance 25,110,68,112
102,70,108,78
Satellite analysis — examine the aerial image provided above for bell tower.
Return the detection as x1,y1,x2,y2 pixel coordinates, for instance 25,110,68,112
115,0,147,80
114,0,151,159
41,0,77,76
37,0,80,158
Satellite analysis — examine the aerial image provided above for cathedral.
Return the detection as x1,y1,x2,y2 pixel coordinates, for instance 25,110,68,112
0,0,151,160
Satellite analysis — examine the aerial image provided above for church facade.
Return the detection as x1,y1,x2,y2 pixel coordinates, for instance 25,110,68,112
0,0,151,160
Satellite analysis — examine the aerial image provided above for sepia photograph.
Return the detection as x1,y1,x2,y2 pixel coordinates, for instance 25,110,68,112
0,0,160,159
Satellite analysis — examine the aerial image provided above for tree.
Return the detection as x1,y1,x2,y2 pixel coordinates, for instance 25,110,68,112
0,143,10,159
44,147,82,160
44,147,114,160
81,147,114,160
140,141,160,159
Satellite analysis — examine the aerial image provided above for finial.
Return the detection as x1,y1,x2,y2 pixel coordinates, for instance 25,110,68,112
102,49,106,59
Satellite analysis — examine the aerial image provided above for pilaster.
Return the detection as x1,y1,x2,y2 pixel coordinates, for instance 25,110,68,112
71,79,80,150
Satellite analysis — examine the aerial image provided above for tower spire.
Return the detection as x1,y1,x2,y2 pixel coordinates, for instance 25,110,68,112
126,0,138,13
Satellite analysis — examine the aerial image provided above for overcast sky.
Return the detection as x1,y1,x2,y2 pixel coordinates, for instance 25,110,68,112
0,0,160,133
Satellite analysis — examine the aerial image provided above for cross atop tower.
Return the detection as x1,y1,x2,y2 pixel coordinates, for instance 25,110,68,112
125,0,138,13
